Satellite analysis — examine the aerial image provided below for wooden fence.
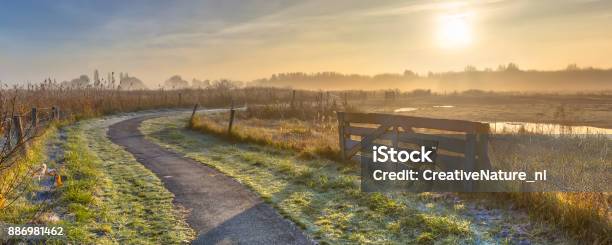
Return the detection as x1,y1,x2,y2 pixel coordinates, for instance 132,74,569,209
190,103,242,134
337,112,491,172
2,107,60,150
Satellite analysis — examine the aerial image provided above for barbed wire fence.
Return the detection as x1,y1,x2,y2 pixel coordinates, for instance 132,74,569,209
0,103,62,211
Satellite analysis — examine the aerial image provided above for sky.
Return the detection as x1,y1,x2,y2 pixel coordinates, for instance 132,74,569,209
1,0,611,86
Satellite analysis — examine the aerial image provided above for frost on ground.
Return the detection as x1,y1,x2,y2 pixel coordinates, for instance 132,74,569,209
30,127,66,224
45,110,195,243
139,114,574,244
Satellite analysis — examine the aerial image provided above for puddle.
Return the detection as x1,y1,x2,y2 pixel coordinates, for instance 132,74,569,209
433,105,455,108
488,121,612,136
394,107,418,113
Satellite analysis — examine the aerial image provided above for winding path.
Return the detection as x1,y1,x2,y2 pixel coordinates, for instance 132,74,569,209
108,115,312,245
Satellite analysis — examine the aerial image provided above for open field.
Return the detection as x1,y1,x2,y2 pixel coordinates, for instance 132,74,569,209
0,87,609,244
189,105,611,243
343,92,612,129
144,114,575,244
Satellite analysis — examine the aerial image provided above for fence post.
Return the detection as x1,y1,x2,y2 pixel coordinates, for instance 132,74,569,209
12,116,24,146
51,106,60,121
4,120,12,149
464,134,477,192
31,107,38,128
190,104,199,126
392,126,399,148
337,112,346,160
228,104,235,134
344,92,348,107
477,133,491,170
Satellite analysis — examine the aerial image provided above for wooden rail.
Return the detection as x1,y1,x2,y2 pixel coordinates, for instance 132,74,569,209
189,104,243,134
2,106,60,151
337,112,491,172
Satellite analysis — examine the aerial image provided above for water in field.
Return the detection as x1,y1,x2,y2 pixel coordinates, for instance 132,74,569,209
488,121,612,136
395,106,455,112
394,107,418,112
203,106,248,113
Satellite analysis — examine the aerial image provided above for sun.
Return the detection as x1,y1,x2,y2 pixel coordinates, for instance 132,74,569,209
437,12,472,49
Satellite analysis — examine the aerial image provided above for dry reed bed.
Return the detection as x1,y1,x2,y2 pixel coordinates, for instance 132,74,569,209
0,85,352,223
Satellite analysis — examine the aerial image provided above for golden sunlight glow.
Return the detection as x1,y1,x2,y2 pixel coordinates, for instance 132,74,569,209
437,12,472,49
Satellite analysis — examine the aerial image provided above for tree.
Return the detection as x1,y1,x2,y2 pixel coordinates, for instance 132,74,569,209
93,69,100,86
566,63,580,71
506,62,520,71
118,74,147,90
62,74,90,88
403,69,417,77
192,79,210,89
164,75,189,89
464,65,477,72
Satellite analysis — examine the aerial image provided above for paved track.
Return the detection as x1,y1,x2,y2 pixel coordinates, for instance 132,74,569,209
108,115,312,245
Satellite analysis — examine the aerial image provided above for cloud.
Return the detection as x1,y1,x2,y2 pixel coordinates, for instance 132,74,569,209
2,0,611,85
357,0,507,17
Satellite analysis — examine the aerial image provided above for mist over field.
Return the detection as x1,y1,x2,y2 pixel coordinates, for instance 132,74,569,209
251,65,612,92
50,64,612,93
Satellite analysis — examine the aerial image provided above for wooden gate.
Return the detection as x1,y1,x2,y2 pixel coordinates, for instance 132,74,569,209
337,112,491,172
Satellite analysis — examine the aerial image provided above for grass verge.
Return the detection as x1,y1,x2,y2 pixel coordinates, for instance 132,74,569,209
189,112,610,244
144,115,571,244
189,115,341,161
54,118,194,244
0,126,57,224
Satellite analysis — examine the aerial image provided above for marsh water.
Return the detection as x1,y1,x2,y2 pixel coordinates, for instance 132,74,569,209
487,121,612,136
393,106,611,136
393,107,418,112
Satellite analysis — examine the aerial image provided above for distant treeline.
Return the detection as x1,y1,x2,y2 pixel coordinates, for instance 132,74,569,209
24,64,612,92
251,64,612,92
